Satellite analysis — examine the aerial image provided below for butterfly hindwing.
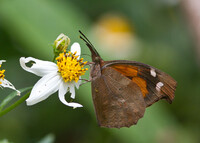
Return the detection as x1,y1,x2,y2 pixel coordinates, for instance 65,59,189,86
103,60,177,107
91,67,146,128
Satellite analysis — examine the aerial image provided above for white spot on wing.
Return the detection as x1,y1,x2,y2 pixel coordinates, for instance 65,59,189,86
119,99,126,103
156,82,164,92
150,68,156,77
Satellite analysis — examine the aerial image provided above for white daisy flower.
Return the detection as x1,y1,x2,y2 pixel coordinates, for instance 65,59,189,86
0,60,20,96
19,43,88,108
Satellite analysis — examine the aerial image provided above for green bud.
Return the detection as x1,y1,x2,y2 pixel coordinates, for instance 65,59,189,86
54,33,70,52
53,33,71,61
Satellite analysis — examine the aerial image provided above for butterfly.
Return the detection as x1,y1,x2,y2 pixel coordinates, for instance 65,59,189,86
79,31,177,128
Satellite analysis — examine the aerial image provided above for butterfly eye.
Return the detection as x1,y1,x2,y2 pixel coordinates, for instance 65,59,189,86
94,57,100,63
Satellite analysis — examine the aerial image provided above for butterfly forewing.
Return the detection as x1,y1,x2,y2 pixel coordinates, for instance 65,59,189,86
103,60,177,107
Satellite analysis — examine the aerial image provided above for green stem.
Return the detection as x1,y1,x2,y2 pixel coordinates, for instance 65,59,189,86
0,91,30,117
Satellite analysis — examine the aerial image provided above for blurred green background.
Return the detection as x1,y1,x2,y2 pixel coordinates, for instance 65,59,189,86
0,0,200,143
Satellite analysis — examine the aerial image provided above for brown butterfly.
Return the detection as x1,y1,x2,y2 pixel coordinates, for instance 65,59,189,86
79,31,177,128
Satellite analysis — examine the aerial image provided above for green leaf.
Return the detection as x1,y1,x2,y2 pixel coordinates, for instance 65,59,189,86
0,86,32,111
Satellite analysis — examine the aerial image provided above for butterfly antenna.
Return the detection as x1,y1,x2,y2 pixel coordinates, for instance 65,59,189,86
79,30,100,57
79,30,94,47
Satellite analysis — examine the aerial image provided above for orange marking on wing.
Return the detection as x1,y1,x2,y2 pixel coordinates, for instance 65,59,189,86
111,65,138,77
132,77,148,97
111,65,148,97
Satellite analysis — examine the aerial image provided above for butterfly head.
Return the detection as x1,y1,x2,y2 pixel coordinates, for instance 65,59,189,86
94,56,101,64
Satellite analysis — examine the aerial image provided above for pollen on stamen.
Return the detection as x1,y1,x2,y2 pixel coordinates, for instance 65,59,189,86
0,65,5,84
56,51,88,83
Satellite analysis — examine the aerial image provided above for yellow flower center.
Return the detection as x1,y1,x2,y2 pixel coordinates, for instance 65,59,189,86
0,65,5,84
56,51,88,83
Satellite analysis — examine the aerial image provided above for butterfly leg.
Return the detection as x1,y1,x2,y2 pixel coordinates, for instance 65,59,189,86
86,62,95,67
79,78,91,86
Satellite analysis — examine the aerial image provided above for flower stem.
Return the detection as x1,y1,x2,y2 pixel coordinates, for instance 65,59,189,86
0,91,30,117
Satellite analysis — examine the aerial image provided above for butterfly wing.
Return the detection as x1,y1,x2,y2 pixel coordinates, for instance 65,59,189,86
102,60,177,107
92,66,146,128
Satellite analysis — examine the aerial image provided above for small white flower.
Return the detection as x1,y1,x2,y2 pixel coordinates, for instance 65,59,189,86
19,43,88,108
0,60,20,96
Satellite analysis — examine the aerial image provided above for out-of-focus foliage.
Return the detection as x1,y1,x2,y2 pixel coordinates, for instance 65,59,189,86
37,134,55,143
0,0,199,143
0,139,12,143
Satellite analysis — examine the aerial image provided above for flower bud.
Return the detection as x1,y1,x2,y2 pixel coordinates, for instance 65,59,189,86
53,34,71,59
54,33,70,51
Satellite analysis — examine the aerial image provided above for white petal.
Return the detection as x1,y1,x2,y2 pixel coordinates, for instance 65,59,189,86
20,57,58,77
0,78,20,95
75,79,82,89
58,81,83,108
56,38,64,48
56,33,65,40
26,72,61,105
0,60,6,65
70,42,81,59
69,83,75,99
